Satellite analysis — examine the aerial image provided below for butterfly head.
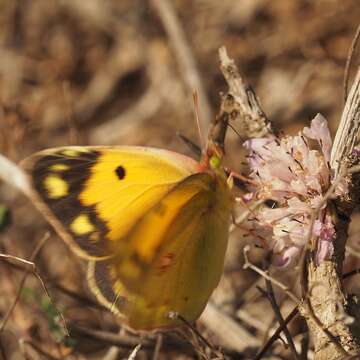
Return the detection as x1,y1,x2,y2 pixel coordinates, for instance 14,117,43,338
201,140,225,174
202,111,228,171
209,154,221,170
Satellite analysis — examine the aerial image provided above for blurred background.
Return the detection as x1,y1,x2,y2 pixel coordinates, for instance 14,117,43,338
1,0,360,359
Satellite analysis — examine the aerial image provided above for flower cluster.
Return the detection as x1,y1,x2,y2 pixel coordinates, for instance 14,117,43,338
244,114,348,268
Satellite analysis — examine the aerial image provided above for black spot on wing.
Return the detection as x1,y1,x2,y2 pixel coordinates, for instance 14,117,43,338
115,165,126,180
31,150,110,257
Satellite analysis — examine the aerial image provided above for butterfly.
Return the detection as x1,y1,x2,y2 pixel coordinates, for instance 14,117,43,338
21,124,233,330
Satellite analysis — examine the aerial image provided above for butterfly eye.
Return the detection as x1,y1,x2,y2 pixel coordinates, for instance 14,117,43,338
115,166,126,180
209,155,221,170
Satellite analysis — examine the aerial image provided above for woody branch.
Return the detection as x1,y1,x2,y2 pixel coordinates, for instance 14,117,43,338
218,47,360,359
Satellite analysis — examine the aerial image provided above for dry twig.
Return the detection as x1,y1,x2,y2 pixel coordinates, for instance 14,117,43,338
343,24,360,103
0,153,31,196
152,334,163,360
0,233,69,344
22,340,61,360
264,280,300,360
219,46,360,359
200,302,261,352
243,246,300,304
150,0,213,128
299,60,360,359
0,233,51,333
331,66,360,173
127,344,141,360
69,324,195,355
254,306,299,360
218,46,272,139
298,66,360,359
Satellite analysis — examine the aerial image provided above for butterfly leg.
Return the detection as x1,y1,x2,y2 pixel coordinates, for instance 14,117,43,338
224,168,256,190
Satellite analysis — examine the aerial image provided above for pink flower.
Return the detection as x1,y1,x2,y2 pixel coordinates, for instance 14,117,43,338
244,114,348,268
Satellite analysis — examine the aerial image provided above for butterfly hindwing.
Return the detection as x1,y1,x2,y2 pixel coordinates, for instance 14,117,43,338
87,260,128,317
87,172,232,329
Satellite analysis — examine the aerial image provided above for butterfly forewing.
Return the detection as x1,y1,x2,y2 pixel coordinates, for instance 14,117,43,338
22,146,202,260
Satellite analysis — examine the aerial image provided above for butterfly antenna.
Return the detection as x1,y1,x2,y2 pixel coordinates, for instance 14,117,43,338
227,121,243,139
192,91,205,152
177,132,202,160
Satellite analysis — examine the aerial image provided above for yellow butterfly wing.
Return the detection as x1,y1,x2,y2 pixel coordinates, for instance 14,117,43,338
21,146,202,260
87,172,232,329
22,145,232,329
